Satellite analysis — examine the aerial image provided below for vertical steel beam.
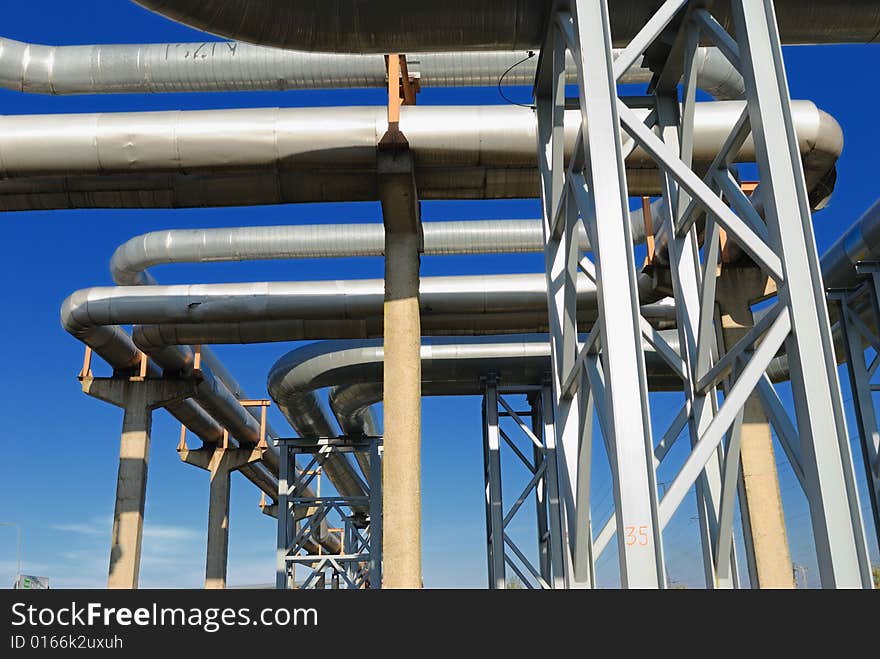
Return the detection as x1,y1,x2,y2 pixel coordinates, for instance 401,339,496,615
570,0,664,588
530,393,551,582
655,85,736,588
834,281,880,553
483,381,506,588
535,7,593,590
369,438,384,588
276,443,290,590
540,385,569,588
731,0,871,587
481,396,495,587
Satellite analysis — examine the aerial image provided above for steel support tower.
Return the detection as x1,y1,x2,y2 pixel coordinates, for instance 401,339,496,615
535,0,872,588
482,380,567,588
276,436,383,589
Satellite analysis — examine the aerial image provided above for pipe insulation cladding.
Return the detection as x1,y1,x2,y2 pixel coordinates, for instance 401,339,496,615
131,0,880,53
0,37,744,98
0,102,841,211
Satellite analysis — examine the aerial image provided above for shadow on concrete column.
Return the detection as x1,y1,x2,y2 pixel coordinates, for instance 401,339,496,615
378,146,423,589
717,267,795,589
82,375,195,589
179,440,265,589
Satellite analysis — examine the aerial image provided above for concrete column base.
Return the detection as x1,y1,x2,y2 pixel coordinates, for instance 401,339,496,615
82,376,195,590
179,443,265,589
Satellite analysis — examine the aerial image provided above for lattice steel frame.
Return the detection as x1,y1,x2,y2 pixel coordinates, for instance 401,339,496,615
535,0,872,588
829,263,880,551
482,380,567,589
276,436,382,590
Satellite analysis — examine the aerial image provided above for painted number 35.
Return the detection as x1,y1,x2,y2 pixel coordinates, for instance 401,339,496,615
624,525,649,547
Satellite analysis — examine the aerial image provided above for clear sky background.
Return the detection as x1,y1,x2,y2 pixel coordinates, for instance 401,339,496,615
0,1,877,589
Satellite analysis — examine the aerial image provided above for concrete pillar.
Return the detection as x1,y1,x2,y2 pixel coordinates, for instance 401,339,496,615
179,442,264,589
716,267,795,589
81,376,195,589
378,147,423,589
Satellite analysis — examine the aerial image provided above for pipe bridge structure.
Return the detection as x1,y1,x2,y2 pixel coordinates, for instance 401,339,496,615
5,0,880,588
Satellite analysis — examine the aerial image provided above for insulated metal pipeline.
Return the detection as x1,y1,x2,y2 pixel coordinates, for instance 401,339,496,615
66,321,280,499
62,307,339,551
0,101,840,211
132,0,880,52
264,336,789,439
0,36,743,98
111,220,597,286
287,199,880,437
59,295,337,518
56,273,675,351
64,272,653,501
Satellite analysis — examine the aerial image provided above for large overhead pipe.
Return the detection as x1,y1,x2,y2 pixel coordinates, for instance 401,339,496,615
131,0,880,53
0,101,841,211
0,36,743,98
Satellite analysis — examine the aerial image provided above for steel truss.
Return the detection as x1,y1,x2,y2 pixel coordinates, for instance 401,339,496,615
829,262,880,551
535,0,872,588
482,380,566,589
276,436,383,589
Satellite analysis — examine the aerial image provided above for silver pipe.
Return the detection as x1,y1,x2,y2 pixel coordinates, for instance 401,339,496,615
0,101,840,211
268,337,688,444
59,274,676,351
111,223,401,496
111,220,599,286
132,0,880,52
62,319,280,500
0,36,743,99
60,298,341,548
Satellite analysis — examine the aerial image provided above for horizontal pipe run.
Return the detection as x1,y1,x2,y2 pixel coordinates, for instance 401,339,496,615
132,0,880,52
0,37,743,98
262,336,791,445
0,101,840,211
110,220,598,286
62,275,674,356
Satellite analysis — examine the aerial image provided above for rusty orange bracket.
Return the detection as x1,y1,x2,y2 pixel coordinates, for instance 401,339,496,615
740,180,759,195
240,399,272,448
78,345,148,381
642,196,655,266
399,56,419,106
78,347,94,381
379,54,419,151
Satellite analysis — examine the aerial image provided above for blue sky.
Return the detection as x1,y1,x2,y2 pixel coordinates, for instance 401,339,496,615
0,1,877,589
